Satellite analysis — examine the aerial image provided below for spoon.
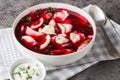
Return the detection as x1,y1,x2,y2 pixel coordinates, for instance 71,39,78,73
89,5,120,58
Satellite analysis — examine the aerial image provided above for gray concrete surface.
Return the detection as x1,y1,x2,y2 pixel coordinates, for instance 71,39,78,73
0,0,120,80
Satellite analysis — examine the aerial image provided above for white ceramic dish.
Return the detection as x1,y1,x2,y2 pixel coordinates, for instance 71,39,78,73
9,58,46,80
12,3,96,65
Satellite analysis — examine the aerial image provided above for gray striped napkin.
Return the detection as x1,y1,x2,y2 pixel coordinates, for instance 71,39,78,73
0,5,120,80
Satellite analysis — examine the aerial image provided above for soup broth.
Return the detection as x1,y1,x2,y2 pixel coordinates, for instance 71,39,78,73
15,7,93,55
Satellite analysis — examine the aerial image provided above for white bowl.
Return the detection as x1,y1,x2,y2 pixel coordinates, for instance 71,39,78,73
9,58,46,80
12,3,96,65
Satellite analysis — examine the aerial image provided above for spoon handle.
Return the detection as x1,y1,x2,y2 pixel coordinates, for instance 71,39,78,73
100,20,120,58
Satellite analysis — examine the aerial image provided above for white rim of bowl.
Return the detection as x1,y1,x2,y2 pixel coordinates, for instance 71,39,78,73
12,3,96,57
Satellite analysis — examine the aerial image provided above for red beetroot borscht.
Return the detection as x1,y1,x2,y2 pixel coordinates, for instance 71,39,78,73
15,7,93,55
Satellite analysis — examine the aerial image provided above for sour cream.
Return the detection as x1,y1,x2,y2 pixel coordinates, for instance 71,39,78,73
13,62,43,80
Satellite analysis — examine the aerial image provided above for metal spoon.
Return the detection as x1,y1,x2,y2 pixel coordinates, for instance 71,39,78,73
89,5,120,58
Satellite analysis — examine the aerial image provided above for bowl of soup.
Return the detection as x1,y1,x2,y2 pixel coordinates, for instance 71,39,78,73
12,3,96,65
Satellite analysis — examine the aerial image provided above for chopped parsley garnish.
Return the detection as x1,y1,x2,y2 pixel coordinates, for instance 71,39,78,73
13,63,41,80
27,66,30,69
14,72,22,77
36,64,39,67
26,73,32,80
47,7,56,13
26,16,32,22
18,67,25,71
36,72,40,76
46,13,51,17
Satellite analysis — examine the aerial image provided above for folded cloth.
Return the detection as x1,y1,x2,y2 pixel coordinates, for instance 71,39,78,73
0,5,120,80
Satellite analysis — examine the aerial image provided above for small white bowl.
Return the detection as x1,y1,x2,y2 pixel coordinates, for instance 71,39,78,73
9,58,46,80
12,3,96,65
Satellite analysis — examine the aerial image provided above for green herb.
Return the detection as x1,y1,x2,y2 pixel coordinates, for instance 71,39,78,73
14,64,41,80
21,18,25,22
36,64,39,67
47,7,56,13
36,72,40,76
85,39,90,43
14,72,22,77
57,37,61,40
19,67,25,71
27,66,30,70
26,16,32,22
25,69,28,74
46,13,51,17
33,68,36,75
26,74,32,80
86,24,92,29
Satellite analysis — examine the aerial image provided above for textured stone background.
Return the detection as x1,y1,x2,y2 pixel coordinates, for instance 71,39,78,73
0,0,120,80
1,0,120,28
